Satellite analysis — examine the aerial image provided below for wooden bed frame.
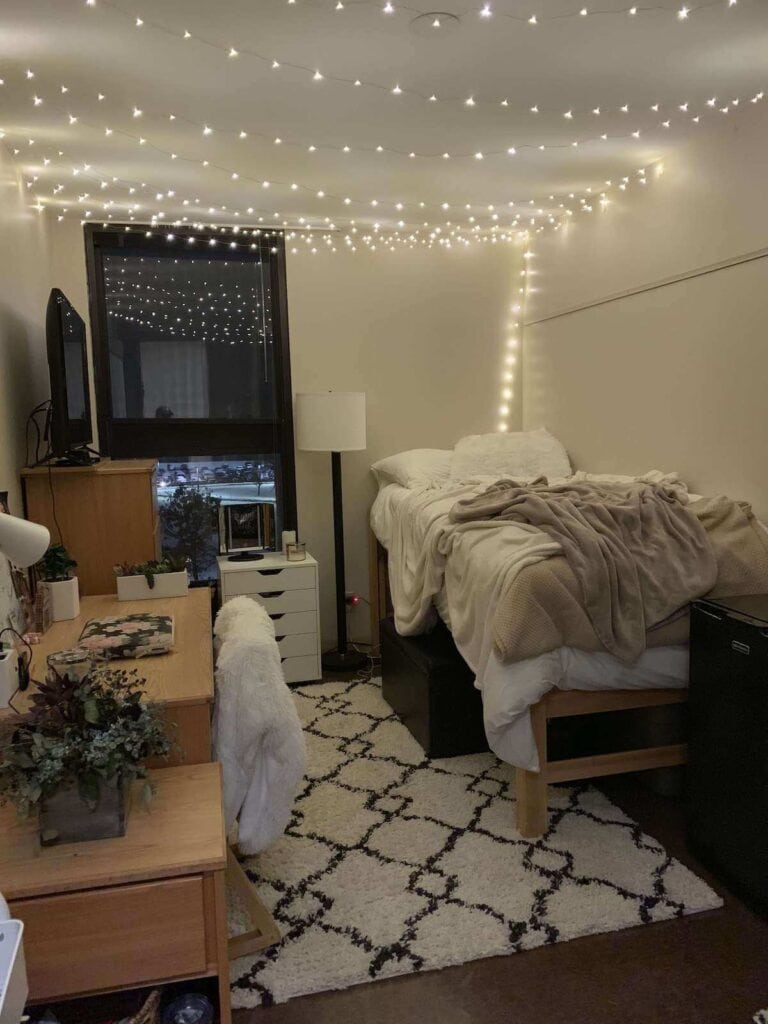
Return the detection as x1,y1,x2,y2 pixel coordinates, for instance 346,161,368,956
369,531,687,838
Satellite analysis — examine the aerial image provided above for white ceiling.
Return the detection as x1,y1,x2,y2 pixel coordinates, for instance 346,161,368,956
1,0,766,241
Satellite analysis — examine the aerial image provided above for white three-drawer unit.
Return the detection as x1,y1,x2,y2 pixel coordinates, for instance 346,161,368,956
217,553,322,683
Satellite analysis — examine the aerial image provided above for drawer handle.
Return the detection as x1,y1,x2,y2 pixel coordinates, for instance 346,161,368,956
281,657,286,663
261,590,285,598
258,569,283,576
270,613,284,621
275,635,285,642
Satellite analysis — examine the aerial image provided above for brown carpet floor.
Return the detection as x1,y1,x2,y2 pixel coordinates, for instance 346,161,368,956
233,775,767,1024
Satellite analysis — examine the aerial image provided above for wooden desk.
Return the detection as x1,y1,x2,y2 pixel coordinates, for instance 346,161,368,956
10,588,214,766
0,764,231,1023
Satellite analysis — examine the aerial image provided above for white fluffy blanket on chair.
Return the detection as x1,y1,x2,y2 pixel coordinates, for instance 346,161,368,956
213,596,306,854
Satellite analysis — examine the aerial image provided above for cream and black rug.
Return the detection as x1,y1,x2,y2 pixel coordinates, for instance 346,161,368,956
230,677,721,1008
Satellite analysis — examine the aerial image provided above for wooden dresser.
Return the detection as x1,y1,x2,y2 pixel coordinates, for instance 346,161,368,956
21,459,160,595
0,763,231,1022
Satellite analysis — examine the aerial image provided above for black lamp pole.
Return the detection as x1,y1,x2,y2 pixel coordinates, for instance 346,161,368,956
321,450,367,673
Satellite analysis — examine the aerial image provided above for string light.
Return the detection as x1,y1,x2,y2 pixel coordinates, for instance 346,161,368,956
272,0,738,21
81,0,747,113
12,73,761,170
11,71,716,223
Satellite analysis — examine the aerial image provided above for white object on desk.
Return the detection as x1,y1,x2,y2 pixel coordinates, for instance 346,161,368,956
116,570,189,601
218,553,321,683
0,513,49,569
43,577,80,622
281,530,297,556
0,653,18,711
0,919,27,1024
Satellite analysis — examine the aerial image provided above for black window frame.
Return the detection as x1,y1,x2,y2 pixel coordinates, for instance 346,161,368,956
83,224,297,532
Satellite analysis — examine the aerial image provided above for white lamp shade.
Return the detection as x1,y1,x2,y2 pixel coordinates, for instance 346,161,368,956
0,512,50,569
295,392,367,452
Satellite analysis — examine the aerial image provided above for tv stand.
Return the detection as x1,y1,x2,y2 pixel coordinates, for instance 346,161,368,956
53,446,101,467
34,445,101,468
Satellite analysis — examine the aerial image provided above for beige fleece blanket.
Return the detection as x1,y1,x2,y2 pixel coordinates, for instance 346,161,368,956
450,482,768,664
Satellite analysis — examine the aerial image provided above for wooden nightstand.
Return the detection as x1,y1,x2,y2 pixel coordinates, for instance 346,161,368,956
218,553,321,682
0,763,231,1022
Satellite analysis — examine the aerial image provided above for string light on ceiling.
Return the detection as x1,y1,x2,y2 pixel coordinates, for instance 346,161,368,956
6,70,763,224
19,77,755,164
0,117,736,260
24,160,654,251
81,0,747,112
364,0,741,21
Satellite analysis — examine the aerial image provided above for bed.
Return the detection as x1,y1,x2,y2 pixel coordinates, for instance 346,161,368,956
367,435,768,837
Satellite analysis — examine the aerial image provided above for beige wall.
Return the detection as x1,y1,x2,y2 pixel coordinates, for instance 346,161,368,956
0,152,51,515
44,222,520,643
0,147,52,627
524,106,768,520
286,246,519,643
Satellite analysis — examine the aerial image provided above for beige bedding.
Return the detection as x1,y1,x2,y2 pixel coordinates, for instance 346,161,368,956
453,488,768,665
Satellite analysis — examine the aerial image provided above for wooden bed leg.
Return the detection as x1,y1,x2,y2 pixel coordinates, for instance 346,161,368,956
369,528,382,655
368,528,389,656
516,697,549,839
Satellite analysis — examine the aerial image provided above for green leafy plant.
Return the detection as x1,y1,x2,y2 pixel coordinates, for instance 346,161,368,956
159,485,218,581
0,666,171,819
38,544,77,582
113,555,189,589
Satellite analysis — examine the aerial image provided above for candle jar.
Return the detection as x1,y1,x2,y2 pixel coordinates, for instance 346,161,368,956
286,541,307,562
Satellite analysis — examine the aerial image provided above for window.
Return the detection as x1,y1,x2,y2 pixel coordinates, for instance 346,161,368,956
85,226,296,574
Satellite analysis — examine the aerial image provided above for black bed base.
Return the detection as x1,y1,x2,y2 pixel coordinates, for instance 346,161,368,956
380,616,488,758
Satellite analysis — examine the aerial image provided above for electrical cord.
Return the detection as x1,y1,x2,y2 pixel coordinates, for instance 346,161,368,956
47,461,64,546
24,401,52,468
0,627,34,713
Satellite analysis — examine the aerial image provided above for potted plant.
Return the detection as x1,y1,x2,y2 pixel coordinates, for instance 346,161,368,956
114,555,190,601
0,664,171,846
37,543,79,621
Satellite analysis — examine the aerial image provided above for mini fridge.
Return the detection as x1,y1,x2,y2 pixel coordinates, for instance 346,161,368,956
687,594,768,917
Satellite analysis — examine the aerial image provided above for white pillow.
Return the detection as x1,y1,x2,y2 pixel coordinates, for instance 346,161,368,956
448,428,572,484
371,449,451,490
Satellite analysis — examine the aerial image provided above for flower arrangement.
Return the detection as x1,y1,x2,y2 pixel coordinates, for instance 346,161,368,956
114,554,188,589
38,543,77,582
0,665,171,825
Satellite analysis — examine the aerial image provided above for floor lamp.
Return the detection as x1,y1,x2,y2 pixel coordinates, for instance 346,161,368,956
295,391,368,673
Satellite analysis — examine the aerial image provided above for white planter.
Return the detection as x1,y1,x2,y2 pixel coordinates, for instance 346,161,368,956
44,577,80,621
116,570,189,601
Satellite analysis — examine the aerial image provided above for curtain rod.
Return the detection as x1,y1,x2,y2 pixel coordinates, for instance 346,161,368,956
524,244,768,327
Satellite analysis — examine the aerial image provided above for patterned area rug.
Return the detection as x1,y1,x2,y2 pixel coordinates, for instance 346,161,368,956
229,677,722,1008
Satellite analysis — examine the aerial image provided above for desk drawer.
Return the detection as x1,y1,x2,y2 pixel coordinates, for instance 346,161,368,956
223,565,315,598
282,654,321,684
13,875,208,1000
268,610,317,635
277,633,319,658
249,589,316,615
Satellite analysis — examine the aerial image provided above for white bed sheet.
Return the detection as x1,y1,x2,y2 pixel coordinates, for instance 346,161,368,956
371,481,688,772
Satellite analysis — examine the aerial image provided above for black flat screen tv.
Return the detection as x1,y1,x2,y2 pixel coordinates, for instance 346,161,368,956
45,288,92,457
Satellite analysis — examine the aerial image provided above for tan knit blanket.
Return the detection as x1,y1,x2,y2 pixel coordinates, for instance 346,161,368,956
450,480,768,664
